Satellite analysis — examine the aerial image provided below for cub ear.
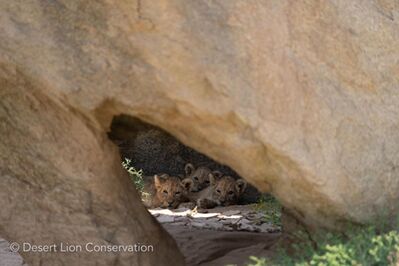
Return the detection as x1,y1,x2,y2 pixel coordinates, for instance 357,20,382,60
185,163,195,175
208,173,217,186
235,179,247,195
212,170,223,178
181,178,193,191
154,175,164,189
159,173,169,178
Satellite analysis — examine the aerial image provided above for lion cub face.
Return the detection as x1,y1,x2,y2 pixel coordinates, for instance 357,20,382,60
185,163,222,192
210,175,247,206
154,174,192,209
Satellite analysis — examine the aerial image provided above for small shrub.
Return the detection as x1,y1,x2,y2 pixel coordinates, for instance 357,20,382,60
122,158,144,193
253,194,282,227
246,226,399,266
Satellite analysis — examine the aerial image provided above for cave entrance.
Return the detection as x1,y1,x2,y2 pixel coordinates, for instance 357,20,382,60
108,114,282,265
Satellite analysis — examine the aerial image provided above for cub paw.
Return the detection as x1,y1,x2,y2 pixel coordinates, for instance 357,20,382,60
197,198,216,209
197,199,207,209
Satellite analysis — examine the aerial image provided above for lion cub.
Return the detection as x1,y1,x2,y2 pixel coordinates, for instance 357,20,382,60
193,174,247,209
143,174,193,209
184,163,222,192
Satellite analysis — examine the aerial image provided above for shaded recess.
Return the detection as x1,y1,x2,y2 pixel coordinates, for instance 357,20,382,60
108,114,261,204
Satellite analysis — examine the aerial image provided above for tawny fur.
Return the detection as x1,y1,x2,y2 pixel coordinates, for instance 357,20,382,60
184,163,223,192
143,174,193,209
189,174,247,209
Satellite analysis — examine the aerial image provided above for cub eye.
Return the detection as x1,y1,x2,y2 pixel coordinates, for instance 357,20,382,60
216,189,221,193
163,190,168,194
205,180,210,184
228,191,234,195
193,176,199,181
175,191,181,195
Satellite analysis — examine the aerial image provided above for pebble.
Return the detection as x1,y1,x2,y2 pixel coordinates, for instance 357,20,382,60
238,223,256,232
246,213,261,220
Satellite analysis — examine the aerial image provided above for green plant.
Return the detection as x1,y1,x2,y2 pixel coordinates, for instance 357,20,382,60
122,158,144,193
247,256,268,266
246,226,399,266
253,194,282,227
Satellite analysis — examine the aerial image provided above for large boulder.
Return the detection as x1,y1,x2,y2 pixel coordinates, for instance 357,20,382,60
0,79,184,265
0,0,398,264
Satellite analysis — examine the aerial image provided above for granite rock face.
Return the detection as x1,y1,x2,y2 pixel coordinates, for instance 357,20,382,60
1,0,399,264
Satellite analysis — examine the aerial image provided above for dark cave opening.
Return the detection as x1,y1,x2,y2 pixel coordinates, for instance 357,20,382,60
108,114,262,205
107,114,282,265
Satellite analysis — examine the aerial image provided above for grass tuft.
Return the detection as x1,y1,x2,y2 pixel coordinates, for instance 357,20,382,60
253,194,282,227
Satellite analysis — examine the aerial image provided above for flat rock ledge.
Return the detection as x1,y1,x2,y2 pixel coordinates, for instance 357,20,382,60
149,204,281,233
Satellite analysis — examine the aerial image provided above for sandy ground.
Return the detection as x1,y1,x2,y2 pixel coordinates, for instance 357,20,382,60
163,224,280,266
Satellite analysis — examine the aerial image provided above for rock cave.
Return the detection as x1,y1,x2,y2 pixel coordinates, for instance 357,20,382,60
1,0,399,265
108,114,282,265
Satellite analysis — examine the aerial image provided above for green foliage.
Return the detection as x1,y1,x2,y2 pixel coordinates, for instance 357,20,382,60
122,158,144,193
253,194,282,227
247,256,268,266
246,227,399,266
